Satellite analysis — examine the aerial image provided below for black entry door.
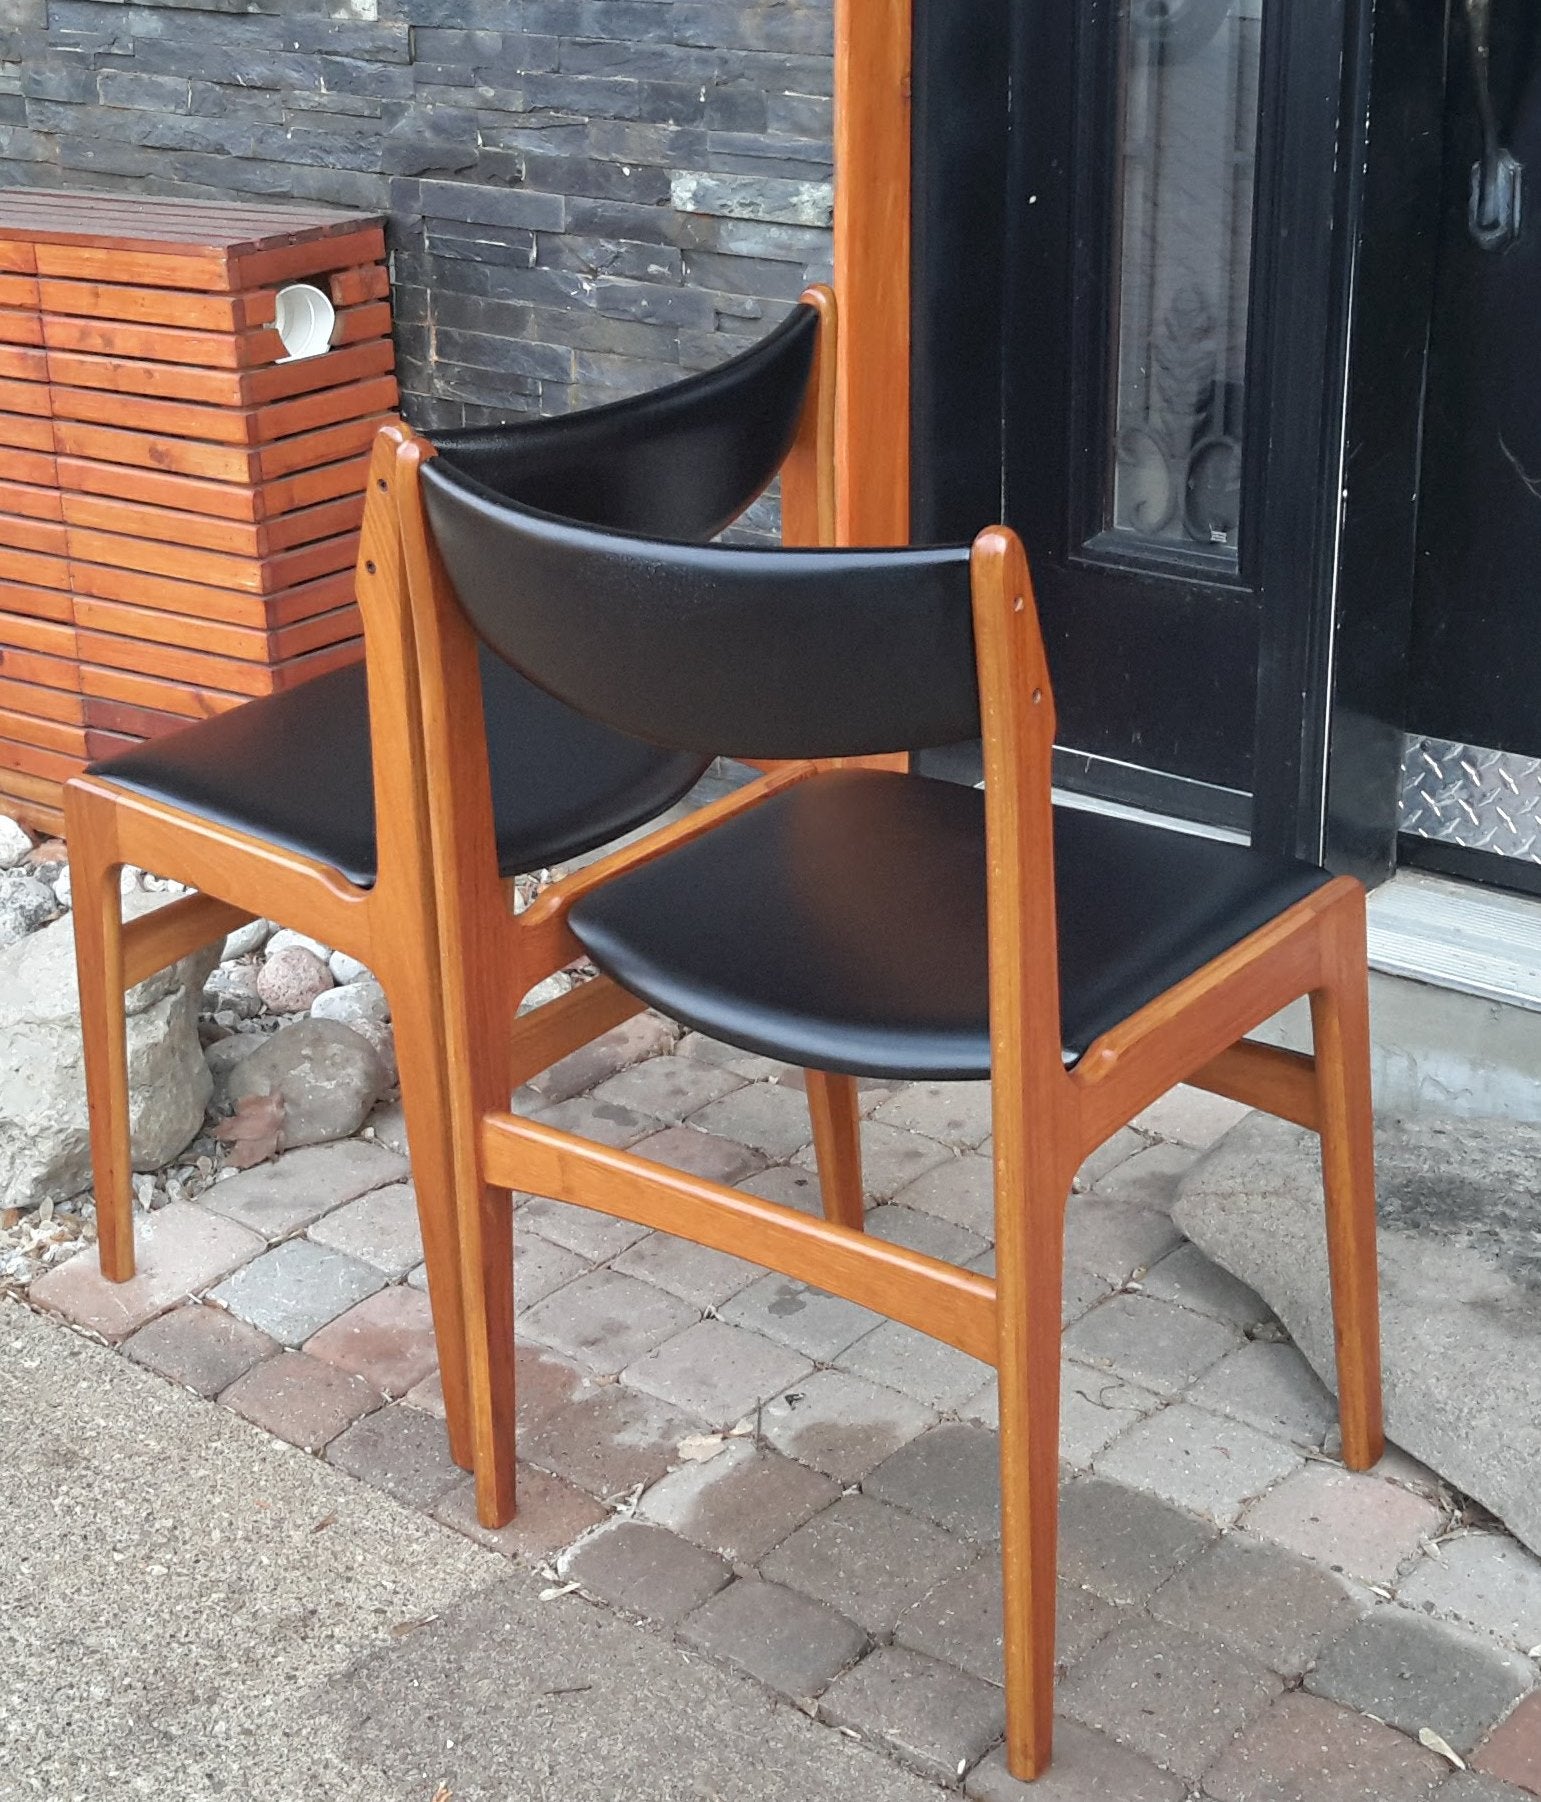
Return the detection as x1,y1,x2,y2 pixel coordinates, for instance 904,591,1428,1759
912,0,1391,863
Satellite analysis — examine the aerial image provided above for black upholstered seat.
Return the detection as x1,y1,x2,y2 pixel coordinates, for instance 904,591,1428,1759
569,769,1332,1080
91,650,708,890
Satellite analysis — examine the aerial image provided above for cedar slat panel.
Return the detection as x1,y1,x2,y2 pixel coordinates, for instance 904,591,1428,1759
36,278,279,332
61,489,364,556
0,764,67,833
71,561,356,630
75,629,298,696
73,594,359,663
32,227,385,292
230,228,386,291
2,580,73,622
0,676,84,724
0,447,57,485
0,545,70,590
0,344,48,382
0,311,44,347
0,511,68,554
45,338,395,409
0,413,54,452
0,190,386,805
53,412,390,485
0,479,64,523
0,706,87,756
328,264,391,306
330,300,392,347
81,661,242,721
0,645,81,692
50,372,398,448
84,696,202,740
85,728,137,759
55,450,373,521
0,732,81,783
76,627,361,696
0,375,52,416
0,612,75,656
43,314,286,369
68,525,358,596
0,191,367,251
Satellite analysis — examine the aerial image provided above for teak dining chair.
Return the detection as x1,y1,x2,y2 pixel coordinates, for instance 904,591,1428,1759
394,398,1383,1781
62,291,857,1471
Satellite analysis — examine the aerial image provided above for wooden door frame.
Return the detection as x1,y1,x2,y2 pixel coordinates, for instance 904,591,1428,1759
833,0,912,546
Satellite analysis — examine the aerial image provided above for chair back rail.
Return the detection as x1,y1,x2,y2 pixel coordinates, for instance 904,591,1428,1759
429,302,820,542
417,466,979,762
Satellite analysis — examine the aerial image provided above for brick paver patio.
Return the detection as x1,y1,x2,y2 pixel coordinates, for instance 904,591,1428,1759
24,1014,1541,1800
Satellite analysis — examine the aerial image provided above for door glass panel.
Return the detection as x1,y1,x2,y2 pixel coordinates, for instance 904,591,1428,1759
1108,0,1264,557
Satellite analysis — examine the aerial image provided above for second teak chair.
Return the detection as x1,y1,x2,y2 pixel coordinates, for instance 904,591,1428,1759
63,291,862,1471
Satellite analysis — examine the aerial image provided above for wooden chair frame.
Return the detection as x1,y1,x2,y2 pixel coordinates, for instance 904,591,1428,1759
396,283,1381,1782
65,422,484,1469
65,293,868,1482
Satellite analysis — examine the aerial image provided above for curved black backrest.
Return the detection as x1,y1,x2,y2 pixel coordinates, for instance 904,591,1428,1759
429,304,819,541
419,458,979,761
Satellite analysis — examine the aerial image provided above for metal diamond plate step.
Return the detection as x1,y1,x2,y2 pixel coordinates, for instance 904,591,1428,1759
1400,735,1541,864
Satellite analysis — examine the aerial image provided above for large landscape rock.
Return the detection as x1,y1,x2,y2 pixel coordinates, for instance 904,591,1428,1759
0,893,220,1211
224,1017,385,1149
1174,1111,1541,1555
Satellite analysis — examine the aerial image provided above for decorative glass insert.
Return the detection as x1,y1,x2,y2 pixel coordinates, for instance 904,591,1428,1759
1108,0,1263,555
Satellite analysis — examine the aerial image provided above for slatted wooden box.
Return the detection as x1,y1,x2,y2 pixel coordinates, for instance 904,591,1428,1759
0,190,398,833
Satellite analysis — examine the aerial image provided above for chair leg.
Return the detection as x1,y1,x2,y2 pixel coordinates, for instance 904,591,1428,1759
68,801,134,1283
462,1175,518,1527
805,1070,865,1231
994,1144,1071,1782
386,969,476,1473
1309,897,1384,1472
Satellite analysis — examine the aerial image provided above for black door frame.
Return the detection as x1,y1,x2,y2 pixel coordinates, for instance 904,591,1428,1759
912,0,1447,883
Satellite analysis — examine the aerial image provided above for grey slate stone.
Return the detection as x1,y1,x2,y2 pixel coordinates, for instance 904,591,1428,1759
1175,1111,1541,1555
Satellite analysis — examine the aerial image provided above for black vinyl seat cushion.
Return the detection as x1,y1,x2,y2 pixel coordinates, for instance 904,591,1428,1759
569,769,1332,1081
89,654,709,889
